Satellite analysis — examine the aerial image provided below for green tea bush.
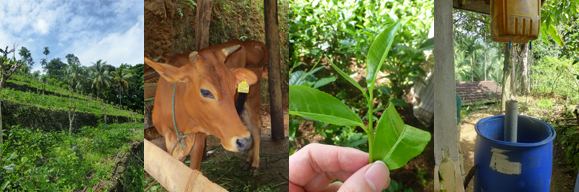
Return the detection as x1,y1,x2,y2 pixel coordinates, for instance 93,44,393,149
0,86,140,118
290,0,432,106
0,122,143,191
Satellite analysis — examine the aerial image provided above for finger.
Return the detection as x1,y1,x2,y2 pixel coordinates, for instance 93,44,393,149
338,160,390,192
301,170,358,190
289,182,304,192
289,143,369,190
319,181,343,192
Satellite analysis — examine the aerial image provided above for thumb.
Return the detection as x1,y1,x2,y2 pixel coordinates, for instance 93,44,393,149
338,160,390,192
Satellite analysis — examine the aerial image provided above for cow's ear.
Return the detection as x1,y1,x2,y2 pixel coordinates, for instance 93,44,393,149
145,57,190,82
231,68,257,86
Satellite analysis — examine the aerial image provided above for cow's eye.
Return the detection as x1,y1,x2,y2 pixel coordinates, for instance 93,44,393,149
200,89,214,99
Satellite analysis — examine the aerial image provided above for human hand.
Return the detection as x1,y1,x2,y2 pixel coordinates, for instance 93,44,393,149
289,143,390,192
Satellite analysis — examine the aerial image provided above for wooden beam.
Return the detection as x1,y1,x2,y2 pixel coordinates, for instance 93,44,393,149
434,0,463,191
144,83,157,100
144,71,159,81
264,0,284,141
452,0,547,15
144,139,227,192
453,0,490,14
195,0,213,50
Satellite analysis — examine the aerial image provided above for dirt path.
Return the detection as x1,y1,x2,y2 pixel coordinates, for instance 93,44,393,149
459,100,578,192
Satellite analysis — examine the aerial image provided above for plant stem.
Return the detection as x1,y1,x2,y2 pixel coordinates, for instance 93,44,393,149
366,86,375,163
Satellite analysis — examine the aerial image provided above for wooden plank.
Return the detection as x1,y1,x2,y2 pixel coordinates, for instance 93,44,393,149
145,83,157,100
453,0,489,14
144,139,227,192
144,71,159,81
452,0,546,15
264,0,284,141
195,0,213,50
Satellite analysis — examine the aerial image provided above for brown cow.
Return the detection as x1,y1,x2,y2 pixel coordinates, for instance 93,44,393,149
145,40,267,175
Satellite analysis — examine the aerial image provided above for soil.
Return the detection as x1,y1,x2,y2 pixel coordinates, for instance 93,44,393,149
459,95,578,192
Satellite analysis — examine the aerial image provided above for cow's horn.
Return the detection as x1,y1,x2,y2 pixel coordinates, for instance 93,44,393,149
189,51,198,63
221,45,241,57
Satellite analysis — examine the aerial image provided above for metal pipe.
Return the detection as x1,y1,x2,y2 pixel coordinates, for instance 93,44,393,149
504,100,518,142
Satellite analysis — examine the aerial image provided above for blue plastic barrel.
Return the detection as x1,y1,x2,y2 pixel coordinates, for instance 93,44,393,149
474,115,556,192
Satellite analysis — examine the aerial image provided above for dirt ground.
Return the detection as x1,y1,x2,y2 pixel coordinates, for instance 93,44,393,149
459,95,578,192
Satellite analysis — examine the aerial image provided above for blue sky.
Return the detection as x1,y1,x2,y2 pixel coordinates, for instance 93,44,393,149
0,0,144,73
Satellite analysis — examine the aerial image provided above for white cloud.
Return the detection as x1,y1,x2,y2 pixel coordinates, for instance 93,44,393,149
71,17,144,67
33,19,50,34
0,0,143,71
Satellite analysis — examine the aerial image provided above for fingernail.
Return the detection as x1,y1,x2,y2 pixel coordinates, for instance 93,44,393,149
365,160,389,192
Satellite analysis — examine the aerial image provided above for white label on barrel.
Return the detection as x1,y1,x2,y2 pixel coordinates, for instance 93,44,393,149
489,147,521,175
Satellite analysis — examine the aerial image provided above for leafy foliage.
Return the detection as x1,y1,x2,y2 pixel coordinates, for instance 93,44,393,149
0,82,140,118
290,0,432,102
290,22,431,170
0,123,143,191
530,56,579,103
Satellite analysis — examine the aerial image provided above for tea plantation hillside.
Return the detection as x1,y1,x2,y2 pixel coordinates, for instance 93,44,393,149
0,73,144,191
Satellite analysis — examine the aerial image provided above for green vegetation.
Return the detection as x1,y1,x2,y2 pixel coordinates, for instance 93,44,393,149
290,0,433,190
0,86,140,118
290,0,432,105
290,22,431,169
0,122,143,191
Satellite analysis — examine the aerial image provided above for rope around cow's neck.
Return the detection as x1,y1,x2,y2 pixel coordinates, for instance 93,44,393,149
170,82,192,156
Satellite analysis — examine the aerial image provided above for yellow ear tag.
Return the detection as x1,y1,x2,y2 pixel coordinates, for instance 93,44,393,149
238,79,250,93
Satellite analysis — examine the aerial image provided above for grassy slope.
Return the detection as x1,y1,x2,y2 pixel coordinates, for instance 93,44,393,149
2,74,142,118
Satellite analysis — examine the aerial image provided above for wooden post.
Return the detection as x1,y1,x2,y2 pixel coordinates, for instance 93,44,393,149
264,0,284,141
195,0,213,50
434,0,463,191
195,0,213,159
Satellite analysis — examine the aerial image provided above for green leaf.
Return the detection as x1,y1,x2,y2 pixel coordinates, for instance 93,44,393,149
546,24,565,46
372,103,431,169
390,99,408,107
289,71,305,86
417,38,434,51
0,180,9,191
289,85,364,127
313,77,337,88
327,56,368,99
3,165,14,172
366,21,401,88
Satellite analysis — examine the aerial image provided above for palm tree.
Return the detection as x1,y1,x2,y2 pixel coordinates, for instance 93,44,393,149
67,63,83,93
90,60,111,99
43,47,50,60
111,64,133,107
90,60,111,128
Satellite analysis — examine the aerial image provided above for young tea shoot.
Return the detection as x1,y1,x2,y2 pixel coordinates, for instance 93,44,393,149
289,21,431,169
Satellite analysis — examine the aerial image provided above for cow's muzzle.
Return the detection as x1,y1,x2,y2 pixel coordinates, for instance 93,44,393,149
236,137,252,151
